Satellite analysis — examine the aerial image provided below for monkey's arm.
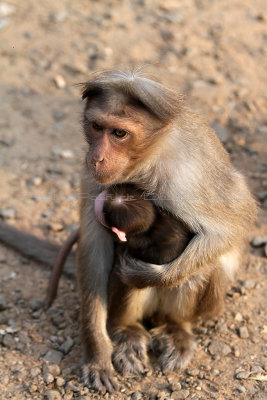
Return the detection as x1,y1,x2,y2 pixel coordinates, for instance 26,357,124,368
76,173,118,393
0,221,75,277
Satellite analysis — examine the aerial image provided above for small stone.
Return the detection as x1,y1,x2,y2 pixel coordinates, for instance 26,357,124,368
30,298,43,311
65,380,80,392
60,337,74,354
53,111,66,121
170,382,182,391
48,223,64,232
0,207,16,219
208,341,232,356
251,236,267,247
0,18,8,29
211,121,229,143
44,372,54,384
53,75,66,89
27,177,42,187
186,368,199,376
171,390,190,399
238,326,249,339
3,333,15,348
252,365,263,373
258,191,267,201
44,390,62,400
210,369,220,376
235,312,243,321
56,377,65,387
30,367,41,378
0,2,16,17
236,371,250,380
50,11,68,23
236,386,246,393
43,349,63,365
43,364,61,376
0,295,6,310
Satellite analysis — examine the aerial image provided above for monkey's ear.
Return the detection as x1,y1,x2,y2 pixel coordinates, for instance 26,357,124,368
81,83,103,101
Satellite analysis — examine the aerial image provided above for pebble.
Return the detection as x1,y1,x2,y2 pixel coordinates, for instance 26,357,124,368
258,191,267,201
0,18,8,29
43,349,63,365
238,326,249,338
48,223,64,232
3,333,15,348
44,372,54,384
56,377,65,387
236,371,250,379
235,312,243,321
65,380,80,392
30,367,41,378
43,364,61,376
251,236,267,247
171,390,190,399
211,121,229,143
0,2,16,17
27,176,42,187
0,207,16,219
53,75,66,89
0,294,6,310
208,341,232,356
60,337,74,354
30,298,43,311
170,382,182,391
186,368,199,377
44,390,62,400
236,386,246,393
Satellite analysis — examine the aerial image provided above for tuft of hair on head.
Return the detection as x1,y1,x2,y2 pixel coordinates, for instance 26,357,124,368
81,68,185,122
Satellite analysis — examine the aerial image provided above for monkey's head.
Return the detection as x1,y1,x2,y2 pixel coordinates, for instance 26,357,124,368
94,184,155,242
82,71,184,184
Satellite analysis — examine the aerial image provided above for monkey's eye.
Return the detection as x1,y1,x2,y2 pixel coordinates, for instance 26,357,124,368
92,122,102,131
112,129,127,138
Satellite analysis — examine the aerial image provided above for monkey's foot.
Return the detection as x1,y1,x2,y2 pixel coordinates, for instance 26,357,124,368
111,325,150,375
151,323,196,372
82,363,119,394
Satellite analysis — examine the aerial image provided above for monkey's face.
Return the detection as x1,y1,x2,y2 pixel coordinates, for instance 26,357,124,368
83,94,163,184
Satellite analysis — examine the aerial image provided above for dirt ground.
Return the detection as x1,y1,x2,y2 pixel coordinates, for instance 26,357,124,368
0,0,267,399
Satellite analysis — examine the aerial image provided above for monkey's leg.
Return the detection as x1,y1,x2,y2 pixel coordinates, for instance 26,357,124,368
152,268,228,372
108,269,156,376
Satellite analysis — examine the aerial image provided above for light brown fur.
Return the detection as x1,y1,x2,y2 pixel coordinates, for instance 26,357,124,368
76,70,257,393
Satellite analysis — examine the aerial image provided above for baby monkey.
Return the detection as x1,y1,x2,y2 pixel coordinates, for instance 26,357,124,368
45,184,192,308
95,184,193,265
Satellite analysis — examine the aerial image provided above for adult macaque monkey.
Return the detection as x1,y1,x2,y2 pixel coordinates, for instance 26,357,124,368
78,70,257,393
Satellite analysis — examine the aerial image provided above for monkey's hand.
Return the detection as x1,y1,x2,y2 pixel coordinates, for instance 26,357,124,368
82,361,119,394
118,252,167,289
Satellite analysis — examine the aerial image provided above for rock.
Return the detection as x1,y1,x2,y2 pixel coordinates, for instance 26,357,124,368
171,390,190,399
44,372,54,384
30,298,43,311
208,341,232,356
258,191,267,201
43,364,61,376
211,122,229,143
30,367,41,378
50,11,69,23
169,382,182,391
0,295,6,311
65,380,80,392
48,223,64,232
27,176,42,187
3,333,15,348
43,349,63,365
235,312,243,321
60,337,74,355
235,371,250,379
186,368,199,376
251,236,267,247
53,111,66,121
236,386,246,393
53,75,66,89
238,326,249,338
44,390,62,400
0,18,8,29
0,2,16,17
0,207,16,219
56,377,65,387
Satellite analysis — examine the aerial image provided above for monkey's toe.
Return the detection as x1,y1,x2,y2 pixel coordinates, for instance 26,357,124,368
151,325,196,372
111,326,150,375
82,364,119,393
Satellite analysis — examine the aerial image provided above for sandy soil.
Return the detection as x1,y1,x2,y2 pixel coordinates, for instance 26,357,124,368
0,0,267,399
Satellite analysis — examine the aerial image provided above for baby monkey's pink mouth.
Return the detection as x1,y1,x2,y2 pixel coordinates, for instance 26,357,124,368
94,190,127,242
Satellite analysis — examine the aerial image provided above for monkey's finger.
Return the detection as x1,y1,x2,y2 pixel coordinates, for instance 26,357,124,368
101,372,120,393
88,370,106,394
